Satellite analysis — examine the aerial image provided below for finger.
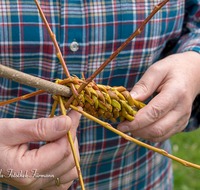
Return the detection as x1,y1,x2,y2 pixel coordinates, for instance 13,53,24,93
35,138,79,189
44,181,73,190
21,135,79,186
67,107,82,141
57,167,78,185
45,167,78,188
145,121,188,143
130,63,167,101
128,108,189,142
40,137,80,181
21,134,73,171
0,115,72,145
118,85,180,133
0,134,76,188
23,108,81,172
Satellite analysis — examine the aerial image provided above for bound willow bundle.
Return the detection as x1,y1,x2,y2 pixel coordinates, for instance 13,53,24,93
53,77,146,123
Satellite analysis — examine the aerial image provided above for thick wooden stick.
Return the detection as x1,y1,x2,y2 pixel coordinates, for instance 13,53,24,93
0,73,80,107
0,64,72,97
64,0,170,108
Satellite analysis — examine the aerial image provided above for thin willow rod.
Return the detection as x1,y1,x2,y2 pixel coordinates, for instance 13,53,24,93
34,0,79,98
70,105,200,170
50,100,58,118
0,90,45,107
58,96,85,190
0,78,75,107
64,0,170,108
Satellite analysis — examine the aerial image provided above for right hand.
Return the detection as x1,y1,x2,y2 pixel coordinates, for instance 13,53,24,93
0,109,82,190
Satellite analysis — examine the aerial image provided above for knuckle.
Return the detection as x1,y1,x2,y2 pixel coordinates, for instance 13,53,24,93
62,150,71,159
72,167,79,179
181,121,189,131
184,101,192,114
74,173,78,180
150,138,160,143
176,84,188,100
132,117,141,130
73,138,80,162
184,119,189,127
62,144,72,159
147,105,163,122
34,118,47,140
185,107,192,118
150,126,165,138
16,178,33,189
149,63,160,73
135,80,149,94
65,117,72,131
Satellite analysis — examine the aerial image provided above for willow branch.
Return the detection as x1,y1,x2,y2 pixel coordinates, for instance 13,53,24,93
0,90,45,107
58,97,85,190
0,64,72,97
70,105,200,170
64,0,170,108
85,0,170,83
34,0,79,98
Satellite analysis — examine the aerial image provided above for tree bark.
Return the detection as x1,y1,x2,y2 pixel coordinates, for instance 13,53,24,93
0,64,72,97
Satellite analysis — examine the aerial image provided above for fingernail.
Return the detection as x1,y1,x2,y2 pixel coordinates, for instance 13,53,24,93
54,117,67,131
77,106,83,115
77,106,83,110
130,91,138,99
118,125,129,132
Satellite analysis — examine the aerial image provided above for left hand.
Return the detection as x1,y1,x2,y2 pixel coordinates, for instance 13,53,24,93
117,51,200,143
0,108,81,190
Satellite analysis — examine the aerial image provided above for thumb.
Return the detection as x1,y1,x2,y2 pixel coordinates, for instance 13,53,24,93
67,107,82,141
0,116,71,145
130,65,167,101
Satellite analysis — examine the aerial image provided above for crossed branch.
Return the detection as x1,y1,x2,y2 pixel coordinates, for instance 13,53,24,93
1,0,200,189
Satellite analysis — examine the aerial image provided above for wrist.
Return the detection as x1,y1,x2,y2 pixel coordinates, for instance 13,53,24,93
181,51,200,96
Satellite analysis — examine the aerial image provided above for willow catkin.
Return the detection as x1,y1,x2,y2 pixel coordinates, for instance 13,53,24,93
53,77,145,122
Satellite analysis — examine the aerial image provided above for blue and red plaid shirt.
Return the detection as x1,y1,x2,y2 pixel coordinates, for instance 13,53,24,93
0,0,200,189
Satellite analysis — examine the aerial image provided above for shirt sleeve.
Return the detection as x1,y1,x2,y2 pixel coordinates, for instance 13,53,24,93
174,0,200,53
173,0,200,131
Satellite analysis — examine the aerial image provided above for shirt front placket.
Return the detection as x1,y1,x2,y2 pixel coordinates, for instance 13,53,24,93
58,0,87,80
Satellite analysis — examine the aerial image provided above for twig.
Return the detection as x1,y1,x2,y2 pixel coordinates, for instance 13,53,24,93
70,105,200,170
34,0,79,98
58,96,85,190
0,90,45,107
64,0,170,108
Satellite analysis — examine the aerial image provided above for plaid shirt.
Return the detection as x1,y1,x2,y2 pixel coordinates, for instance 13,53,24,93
0,0,200,189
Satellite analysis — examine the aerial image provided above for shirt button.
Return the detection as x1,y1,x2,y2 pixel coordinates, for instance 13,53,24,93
70,41,79,52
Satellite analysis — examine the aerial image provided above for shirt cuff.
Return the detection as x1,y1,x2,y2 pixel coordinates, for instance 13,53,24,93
174,32,200,54
183,94,200,132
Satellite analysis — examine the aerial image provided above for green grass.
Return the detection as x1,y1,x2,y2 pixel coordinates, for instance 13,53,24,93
170,127,200,190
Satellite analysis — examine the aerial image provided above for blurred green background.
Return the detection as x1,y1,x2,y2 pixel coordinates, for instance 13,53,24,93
170,127,200,190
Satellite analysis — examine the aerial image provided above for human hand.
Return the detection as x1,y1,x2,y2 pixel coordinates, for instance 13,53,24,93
118,51,200,143
0,109,82,190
